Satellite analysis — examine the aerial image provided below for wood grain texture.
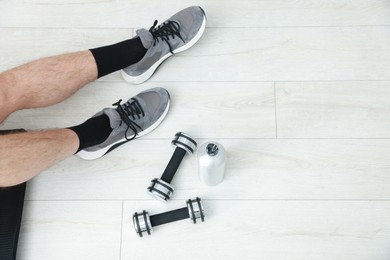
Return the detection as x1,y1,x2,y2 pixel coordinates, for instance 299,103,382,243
159,27,390,82
0,0,390,28
1,81,275,138
23,139,390,200
1,26,390,82
276,81,390,138
17,201,122,260
122,200,390,260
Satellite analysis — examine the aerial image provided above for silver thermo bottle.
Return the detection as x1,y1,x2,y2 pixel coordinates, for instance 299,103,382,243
197,142,226,186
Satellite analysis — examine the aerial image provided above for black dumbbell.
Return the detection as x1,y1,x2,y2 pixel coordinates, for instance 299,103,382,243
133,197,205,237
147,132,197,201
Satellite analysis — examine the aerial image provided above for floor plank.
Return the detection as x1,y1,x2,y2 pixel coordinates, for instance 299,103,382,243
121,200,390,260
276,81,390,138
24,139,390,200
1,81,276,138
161,27,390,82
1,27,390,82
1,0,390,28
17,201,122,260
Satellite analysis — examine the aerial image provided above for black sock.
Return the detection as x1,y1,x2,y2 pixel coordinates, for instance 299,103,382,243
68,114,113,153
89,37,147,78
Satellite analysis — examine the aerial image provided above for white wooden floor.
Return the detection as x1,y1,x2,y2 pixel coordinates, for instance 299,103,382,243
1,0,390,259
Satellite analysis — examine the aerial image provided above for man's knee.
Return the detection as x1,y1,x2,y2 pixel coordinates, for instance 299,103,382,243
0,178,16,188
0,169,21,188
0,73,16,122
0,73,10,104
0,70,19,96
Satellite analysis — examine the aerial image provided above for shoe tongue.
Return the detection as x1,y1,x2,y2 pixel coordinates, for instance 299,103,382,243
102,98,148,129
132,96,148,117
136,28,154,49
102,108,122,129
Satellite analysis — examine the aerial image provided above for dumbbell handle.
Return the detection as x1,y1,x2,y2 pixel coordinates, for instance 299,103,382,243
160,147,187,183
150,207,189,227
133,198,204,237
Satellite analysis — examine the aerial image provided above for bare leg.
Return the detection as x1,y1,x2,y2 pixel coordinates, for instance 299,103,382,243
0,38,147,187
0,129,79,187
0,50,97,123
0,51,98,187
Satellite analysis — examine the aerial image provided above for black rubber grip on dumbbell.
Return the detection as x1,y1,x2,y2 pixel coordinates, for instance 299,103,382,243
160,148,187,183
150,207,190,227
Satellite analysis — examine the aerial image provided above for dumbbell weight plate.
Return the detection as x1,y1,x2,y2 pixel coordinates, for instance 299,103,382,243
187,197,205,223
133,210,152,237
147,178,174,202
171,132,197,155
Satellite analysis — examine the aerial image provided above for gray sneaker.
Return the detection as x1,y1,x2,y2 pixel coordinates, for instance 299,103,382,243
77,87,170,160
121,6,207,84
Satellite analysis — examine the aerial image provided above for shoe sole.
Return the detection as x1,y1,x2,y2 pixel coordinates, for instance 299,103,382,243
121,13,207,84
77,97,171,160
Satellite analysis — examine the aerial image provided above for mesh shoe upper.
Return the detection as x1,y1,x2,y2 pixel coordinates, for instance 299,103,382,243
78,87,170,156
122,6,206,78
